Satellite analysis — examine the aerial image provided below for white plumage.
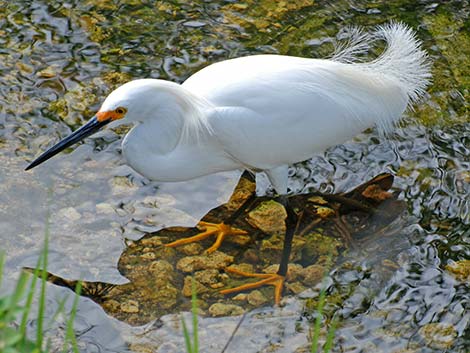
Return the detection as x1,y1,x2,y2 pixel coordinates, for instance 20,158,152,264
27,22,431,195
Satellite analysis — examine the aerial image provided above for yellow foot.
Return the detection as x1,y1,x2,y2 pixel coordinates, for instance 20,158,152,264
220,268,285,305
164,221,248,254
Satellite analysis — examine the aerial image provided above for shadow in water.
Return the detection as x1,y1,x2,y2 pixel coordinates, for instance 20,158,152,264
27,173,406,326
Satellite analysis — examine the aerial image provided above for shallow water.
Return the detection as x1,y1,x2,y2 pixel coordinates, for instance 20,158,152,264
0,0,469,352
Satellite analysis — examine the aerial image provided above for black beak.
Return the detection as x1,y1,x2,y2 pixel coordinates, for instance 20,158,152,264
25,116,111,171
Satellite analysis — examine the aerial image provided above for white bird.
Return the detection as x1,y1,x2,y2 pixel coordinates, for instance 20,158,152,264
26,22,430,303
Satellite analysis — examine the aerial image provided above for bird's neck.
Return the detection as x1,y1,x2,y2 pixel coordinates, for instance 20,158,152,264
137,83,212,154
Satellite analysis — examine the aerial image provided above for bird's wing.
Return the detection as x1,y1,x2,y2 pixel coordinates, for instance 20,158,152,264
183,55,405,119
188,55,406,170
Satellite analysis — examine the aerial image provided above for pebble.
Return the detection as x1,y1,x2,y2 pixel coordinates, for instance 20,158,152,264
418,323,456,350
183,21,206,28
57,207,81,221
182,276,209,297
247,290,268,306
120,300,139,313
208,303,245,317
176,251,234,272
247,200,287,234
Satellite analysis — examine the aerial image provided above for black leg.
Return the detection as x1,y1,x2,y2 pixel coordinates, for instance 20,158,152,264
276,195,297,277
225,191,258,225
220,194,297,304
225,170,257,225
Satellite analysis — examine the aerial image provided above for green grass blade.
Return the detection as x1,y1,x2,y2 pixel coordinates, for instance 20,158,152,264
64,280,82,353
181,315,193,353
311,286,327,353
36,212,50,348
191,278,198,353
5,272,29,322
20,250,44,345
323,317,337,353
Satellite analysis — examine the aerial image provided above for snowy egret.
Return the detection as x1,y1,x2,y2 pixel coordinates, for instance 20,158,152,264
26,23,430,303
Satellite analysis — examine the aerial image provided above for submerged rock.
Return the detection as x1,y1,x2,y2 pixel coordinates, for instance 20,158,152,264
302,232,341,262
260,234,305,264
177,243,204,255
148,260,175,282
225,176,256,211
300,264,325,286
182,276,210,297
121,300,139,313
445,260,470,282
194,268,227,289
247,200,287,234
418,323,457,350
247,290,268,306
57,207,81,221
208,303,245,317
176,251,234,272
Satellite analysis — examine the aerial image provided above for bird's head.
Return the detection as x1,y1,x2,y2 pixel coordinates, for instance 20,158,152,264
25,79,181,171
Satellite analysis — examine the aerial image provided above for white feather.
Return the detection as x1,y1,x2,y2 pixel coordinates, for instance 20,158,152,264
105,22,431,193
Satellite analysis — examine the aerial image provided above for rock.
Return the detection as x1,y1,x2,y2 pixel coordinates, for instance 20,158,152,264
155,246,177,262
260,234,305,263
307,196,328,205
102,299,120,312
95,202,115,215
226,263,254,274
156,284,179,309
285,282,307,294
176,251,234,272
232,293,248,301
177,243,204,255
121,300,139,313
101,71,132,88
285,263,304,281
246,200,287,234
418,323,457,350
128,344,154,353
225,177,256,211
149,260,174,278
445,260,470,282
182,276,209,297
302,232,341,262
37,66,57,78
141,236,164,247
194,269,225,288
362,184,393,201
263,264,303,280
241,249,260,263
110,176,138,194
57,207,81,221
247,290,268,306
226,233,252,246
313,205,335,219
208,303,245,317
183,21,207,28
300,264,325,286
140,252,156,260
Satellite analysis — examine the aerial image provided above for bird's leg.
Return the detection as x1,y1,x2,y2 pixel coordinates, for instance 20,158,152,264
220,195,297,305
276,195,297,277
165,171,258,254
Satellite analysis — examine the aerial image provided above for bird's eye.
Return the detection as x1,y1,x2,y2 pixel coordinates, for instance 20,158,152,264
115,107,127,115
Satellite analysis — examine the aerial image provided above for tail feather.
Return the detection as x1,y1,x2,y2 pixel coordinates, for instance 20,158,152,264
331,26,371,64
333,22,432,107
369,22,432,105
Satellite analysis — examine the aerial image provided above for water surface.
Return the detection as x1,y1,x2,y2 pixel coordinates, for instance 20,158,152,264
0,1,468,352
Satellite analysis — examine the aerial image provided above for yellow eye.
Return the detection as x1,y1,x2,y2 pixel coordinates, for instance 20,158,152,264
115,107,127,115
